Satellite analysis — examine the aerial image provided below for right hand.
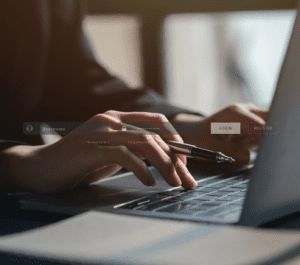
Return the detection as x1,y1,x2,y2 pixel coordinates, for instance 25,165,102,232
172,103,267,164
0,111,197,193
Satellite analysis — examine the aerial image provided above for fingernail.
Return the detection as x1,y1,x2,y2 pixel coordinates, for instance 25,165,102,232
236,149,250,164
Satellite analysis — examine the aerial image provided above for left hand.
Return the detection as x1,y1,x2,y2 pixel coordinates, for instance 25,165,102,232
171,103,268,164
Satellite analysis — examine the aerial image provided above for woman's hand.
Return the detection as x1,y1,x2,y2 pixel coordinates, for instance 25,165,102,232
0,111,197,194
172,103,267,164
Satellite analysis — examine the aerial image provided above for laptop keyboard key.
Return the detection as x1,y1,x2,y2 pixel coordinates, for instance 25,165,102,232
229,186,245,190
222,180,241,185
219,188,241,192
177,192,202,199
197,178,222,186
209,183,231,189
231,184,248,189
201,202,224,207
215,196,235,201
227,192,245,197
193,195,216,201
228,199,244,205
196,187,216,193
207,191,230,197
117,173,250,223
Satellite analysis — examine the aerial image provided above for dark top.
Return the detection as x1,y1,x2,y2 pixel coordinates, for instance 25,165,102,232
0,0,202,150
0,0,203,209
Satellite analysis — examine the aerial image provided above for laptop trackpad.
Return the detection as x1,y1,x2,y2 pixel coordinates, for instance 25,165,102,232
20,167,170,214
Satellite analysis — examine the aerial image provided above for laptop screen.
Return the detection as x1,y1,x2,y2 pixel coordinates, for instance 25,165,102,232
240,4,300,226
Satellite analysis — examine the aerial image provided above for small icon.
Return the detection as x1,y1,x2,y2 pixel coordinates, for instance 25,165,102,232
26,124,34,133
122,126,127,131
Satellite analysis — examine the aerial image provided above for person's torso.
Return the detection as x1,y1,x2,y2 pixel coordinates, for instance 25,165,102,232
0,1,51,143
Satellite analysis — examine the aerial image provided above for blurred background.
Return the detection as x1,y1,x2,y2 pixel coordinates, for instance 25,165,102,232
83,1,297,116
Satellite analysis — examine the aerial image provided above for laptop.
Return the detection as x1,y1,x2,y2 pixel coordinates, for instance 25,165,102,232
19,4,300,227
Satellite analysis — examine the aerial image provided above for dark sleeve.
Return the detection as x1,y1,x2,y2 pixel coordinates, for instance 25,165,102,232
42,0,204,122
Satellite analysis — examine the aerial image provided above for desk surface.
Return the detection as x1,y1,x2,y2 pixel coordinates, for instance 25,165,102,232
0,159,299,264
1,211,300,265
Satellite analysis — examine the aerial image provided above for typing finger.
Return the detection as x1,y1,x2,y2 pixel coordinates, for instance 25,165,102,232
93,145,156,186
151,133,197,189
125,133,182,187
117,111,187,165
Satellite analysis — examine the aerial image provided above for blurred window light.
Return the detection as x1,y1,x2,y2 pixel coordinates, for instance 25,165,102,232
162,10,296,115
83,15,142,89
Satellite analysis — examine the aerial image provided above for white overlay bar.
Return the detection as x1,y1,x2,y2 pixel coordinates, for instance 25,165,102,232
211,123,241,134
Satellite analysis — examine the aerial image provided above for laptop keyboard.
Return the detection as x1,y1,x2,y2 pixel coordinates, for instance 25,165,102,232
115,174,250,223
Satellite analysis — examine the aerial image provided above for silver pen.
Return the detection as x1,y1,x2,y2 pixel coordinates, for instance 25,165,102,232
166,140,235,163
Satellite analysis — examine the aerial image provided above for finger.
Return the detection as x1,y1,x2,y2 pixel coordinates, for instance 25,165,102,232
78,114,185,187
120,112,182,141
174,159,198,189
81,112,186,167
243,103,268,121
91,130,191,188
151,133,197,189
249,109,268,121
86,130,184,187
128,134,182,187
208,104,265,140
232,105,265,134
108,120,187,167
119,112,187,165
94,145,156,186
